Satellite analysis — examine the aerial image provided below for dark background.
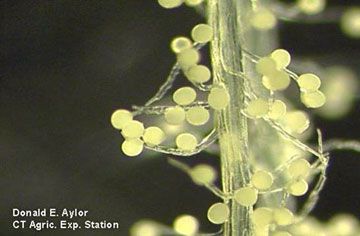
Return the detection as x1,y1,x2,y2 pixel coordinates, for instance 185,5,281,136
1,1,359,235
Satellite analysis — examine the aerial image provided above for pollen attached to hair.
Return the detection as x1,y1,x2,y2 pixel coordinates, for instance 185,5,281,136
142,126,165,146
281,111,310,134
245,98,269,118
173,214,199,236
186,65,211,83
251,170,273,190
158,0,184,9
191,23,213,43
287,178,309,196
176,133,198,151
121,138,144,157
186,106,210,126
207,202,230,224
177,48,200,69
256,57,278,76
268,100,287,120
111,109,133,130
234,186,258,207
121,120,145,139
273,207,294,226
262,70,290,91
300,90,326,108
173,87,197,106
252,207,273,227
297,73,321,92
288,158,311,178
271,49,291,69
208,86,230,110
171,36,193,53
164,106,186,125
190,164,217,185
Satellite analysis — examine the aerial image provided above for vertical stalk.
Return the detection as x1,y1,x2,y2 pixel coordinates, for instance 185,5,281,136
208,0,256,235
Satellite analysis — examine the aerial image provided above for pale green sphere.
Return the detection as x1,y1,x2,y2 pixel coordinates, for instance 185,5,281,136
111,109,133,130
207,203,230,224
176,133,198,151
208,87,230,110
171,36,192,53
143,126,165,146
158,0,183,9
121,138,144,157
164,106,186,125
191,24,213,43
234,186,258,207
186,106,210,126
121,120,145,139
186,65,211,83
173,87,197,106
245,98,269,118
177,48,200,69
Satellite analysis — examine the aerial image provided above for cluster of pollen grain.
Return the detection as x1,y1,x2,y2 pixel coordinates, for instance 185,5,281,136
170,24,213,84
173,87,197,105
191,23,213,43
164,106,186,125
297,73,326,108
245,98,289,121
250,8,277,31
296,0,326,15
110,109,168,157
341,7,360,38
176,133,198,151
171,25,213,84
256,49,292,91
284,158,311,196
251,170,274,190
173,214,199,236
208,86,230,110
281,110,310,134
207,202,230,224
234,186,259,207
190,164,217,185
251,207,295,233
186,106,210,126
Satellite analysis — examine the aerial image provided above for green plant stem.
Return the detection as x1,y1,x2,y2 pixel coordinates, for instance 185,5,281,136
208,0,257,235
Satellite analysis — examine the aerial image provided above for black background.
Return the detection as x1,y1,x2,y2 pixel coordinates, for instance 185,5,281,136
1,1,360,235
